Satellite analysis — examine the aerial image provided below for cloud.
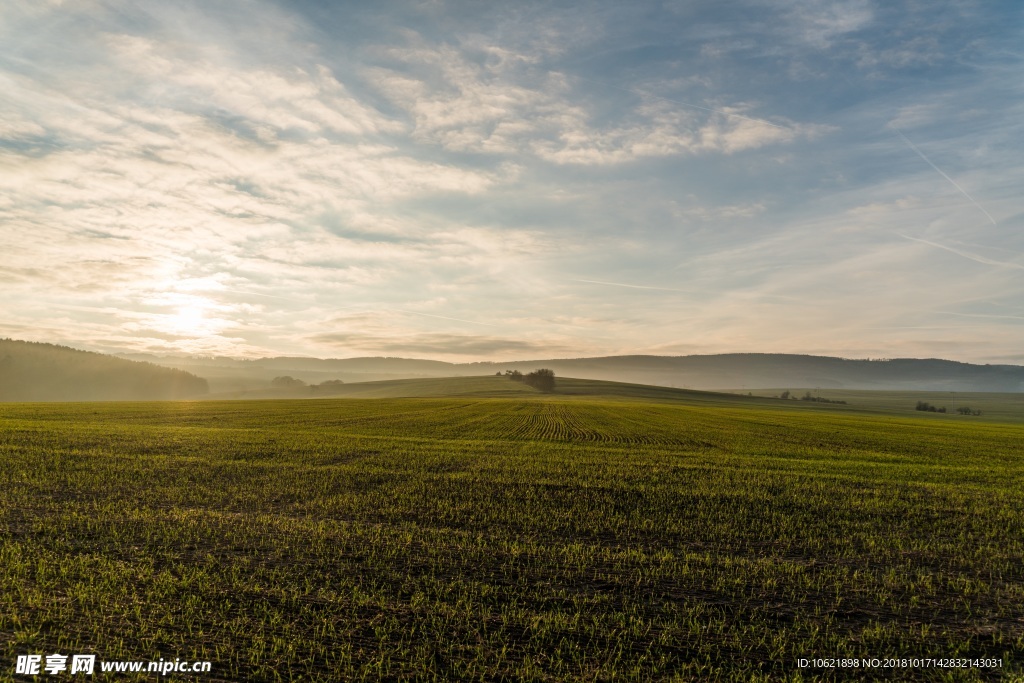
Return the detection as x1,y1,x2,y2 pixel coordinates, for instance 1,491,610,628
310,331,572,357
783,0,874,48
105,34,399,138
0,9,527,357
570,279,691,293
367,34,826,165
672,199,767,221
1,0,1022,363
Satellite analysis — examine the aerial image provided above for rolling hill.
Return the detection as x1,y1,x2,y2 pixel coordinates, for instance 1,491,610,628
0,339,209,401
200,374,1024,422
8,337,1024,401
126,351,1024,393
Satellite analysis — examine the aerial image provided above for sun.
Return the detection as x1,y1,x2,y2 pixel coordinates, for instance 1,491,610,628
168,304,208,336
153,295,226,338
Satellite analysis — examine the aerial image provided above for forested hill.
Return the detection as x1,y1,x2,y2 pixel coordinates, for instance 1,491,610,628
128,351,1024,392
0,339,209,401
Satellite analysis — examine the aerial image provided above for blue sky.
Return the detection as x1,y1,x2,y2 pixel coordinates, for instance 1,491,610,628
1,0,1022,361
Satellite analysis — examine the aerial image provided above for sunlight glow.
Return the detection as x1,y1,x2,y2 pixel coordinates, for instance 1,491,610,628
167,304,208,336
147,294,230,339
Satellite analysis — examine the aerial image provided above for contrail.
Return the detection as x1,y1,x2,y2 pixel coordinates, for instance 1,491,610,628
864,325,970,330
571,278,689,292
574,76,788,130
895,128,996,225
938,311,1024,321
899,233,1023,270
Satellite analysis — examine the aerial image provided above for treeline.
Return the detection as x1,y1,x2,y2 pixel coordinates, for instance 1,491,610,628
779,390,847,404
499,368,556,392
0,339,209,401
271,376,346,394
915,401,981,416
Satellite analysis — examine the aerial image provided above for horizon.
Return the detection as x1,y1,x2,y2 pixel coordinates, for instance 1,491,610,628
2,1,1022,363
8,337,1020,368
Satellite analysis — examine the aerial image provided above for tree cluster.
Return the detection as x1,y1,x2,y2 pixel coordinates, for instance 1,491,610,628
778,390,845,404
799,391,846,404
271,376,346,393
956,406,982,416
915,401,946,413
271,375,307,389
311,379,345,394
504,368,556,392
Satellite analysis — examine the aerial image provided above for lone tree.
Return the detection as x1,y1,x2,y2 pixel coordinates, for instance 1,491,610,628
524,368,555,393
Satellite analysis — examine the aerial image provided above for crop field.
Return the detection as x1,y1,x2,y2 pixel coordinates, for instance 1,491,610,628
744,388,1024,424
1,382,1023,681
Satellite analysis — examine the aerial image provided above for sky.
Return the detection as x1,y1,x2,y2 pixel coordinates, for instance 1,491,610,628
2,0,1022,363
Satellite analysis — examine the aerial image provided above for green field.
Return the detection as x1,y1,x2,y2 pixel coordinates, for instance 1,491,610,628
745,388,1024,424
213,375,1024,424
2,377,1022,681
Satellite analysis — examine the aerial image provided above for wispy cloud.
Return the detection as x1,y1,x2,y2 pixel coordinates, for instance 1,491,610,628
1,0,1022,363
367,35,826,165
393,310,498,327
570,279,690,293
575,76,789,130
310,332,573,356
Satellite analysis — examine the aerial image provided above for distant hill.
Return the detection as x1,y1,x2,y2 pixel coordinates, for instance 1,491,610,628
468,355,1024,392
207,375,766,405
0,339,209,401
115,353,454,393
198,375,1024,423
9,338,1020,401
128,352,1024,393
